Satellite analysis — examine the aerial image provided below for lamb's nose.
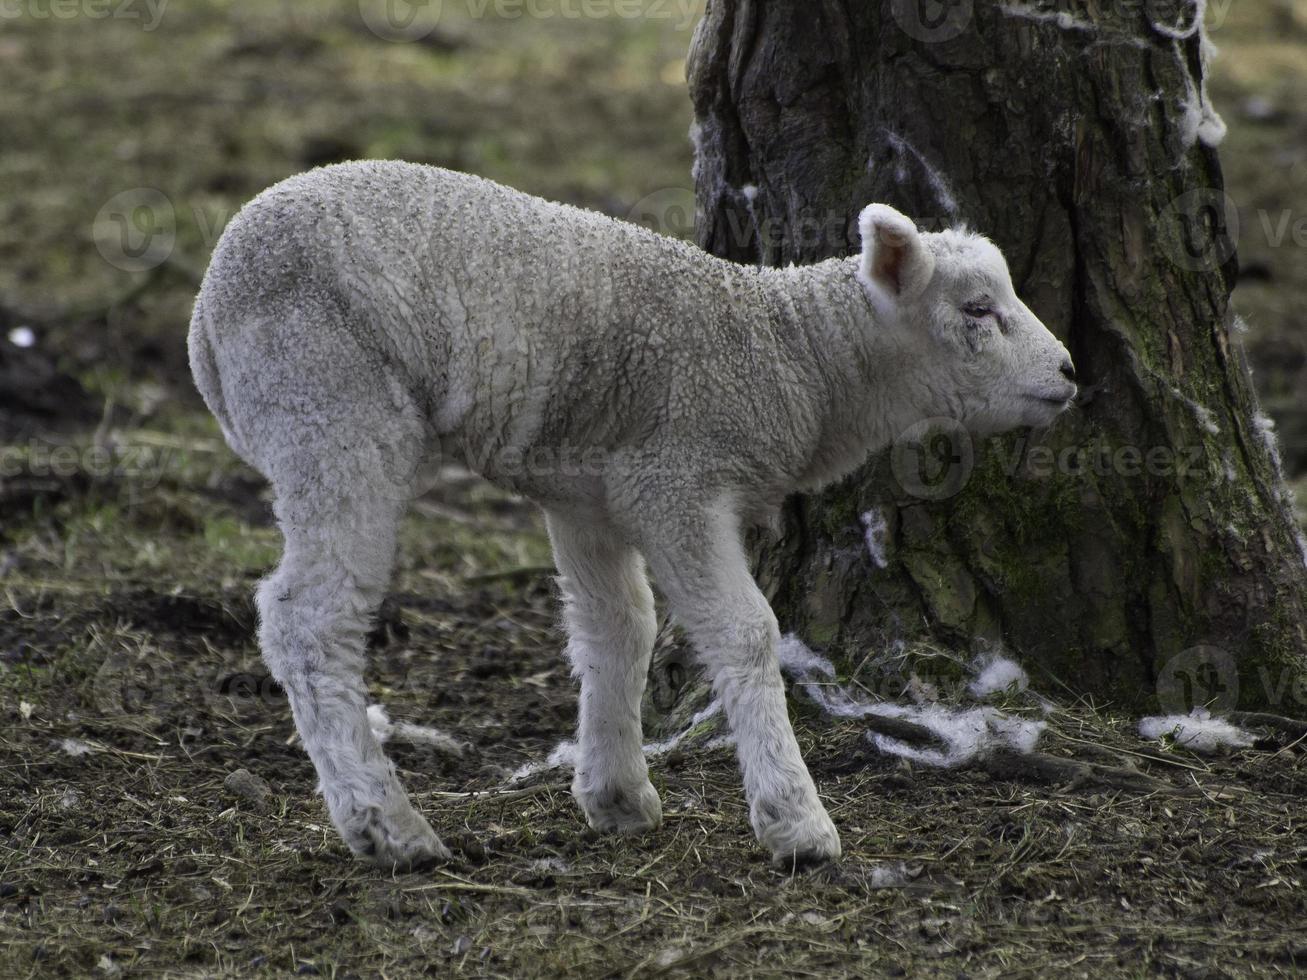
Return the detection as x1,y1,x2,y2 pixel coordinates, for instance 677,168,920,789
1060,360,1077,384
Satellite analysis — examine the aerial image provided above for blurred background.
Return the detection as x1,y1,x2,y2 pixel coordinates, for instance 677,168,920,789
1,0,694,437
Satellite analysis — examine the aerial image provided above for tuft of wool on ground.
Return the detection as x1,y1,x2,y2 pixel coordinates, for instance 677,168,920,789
1138,707,1256,753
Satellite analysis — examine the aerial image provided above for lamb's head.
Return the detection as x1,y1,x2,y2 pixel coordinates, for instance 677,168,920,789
857,204,1076,435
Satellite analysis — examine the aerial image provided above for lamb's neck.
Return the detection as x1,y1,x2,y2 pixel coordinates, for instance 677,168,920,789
764,258,924,489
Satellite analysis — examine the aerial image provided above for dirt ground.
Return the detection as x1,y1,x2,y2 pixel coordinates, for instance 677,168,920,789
2,1,1306,977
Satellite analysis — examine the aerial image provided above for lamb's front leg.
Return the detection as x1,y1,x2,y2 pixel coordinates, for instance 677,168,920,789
628,499,840,867
545,510,662,834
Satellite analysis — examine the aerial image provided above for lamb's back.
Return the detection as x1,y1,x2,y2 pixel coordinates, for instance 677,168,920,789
193,161,797,495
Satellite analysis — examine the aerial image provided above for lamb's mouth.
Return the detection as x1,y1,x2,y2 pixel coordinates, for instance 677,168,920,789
1025,390,1077,408
1024,391,1076,410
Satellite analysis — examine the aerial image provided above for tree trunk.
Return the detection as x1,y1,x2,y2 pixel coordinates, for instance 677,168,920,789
679,0,1307,712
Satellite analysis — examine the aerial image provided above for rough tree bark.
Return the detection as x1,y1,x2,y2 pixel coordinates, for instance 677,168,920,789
674,0,1307,712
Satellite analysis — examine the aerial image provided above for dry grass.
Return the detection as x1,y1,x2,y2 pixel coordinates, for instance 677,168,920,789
3,445,1307,977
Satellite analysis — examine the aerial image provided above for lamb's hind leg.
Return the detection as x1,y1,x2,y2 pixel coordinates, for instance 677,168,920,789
545,510,661,834
258,492,447,868
619,496,840,867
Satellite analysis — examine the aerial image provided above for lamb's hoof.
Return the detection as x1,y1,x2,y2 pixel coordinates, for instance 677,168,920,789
347,804,450,870
573,778,663,835
753,800,842,869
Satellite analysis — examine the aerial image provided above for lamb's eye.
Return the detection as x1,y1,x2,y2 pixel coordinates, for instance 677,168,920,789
962,302,993,320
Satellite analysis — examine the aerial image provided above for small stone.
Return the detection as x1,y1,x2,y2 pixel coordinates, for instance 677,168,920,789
223,769,271,808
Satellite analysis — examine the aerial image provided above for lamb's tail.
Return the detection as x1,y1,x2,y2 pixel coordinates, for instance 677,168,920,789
187,296,255,468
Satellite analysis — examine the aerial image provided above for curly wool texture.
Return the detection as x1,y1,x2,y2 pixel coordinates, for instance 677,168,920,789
968,654,1030,698
775,636,1047,768
1138,708,1255,753
193,163,845,508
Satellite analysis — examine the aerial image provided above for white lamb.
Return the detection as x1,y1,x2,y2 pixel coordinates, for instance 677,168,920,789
188,161,1075,868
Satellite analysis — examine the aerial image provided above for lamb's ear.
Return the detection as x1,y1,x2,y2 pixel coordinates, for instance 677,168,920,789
858,204,935,302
